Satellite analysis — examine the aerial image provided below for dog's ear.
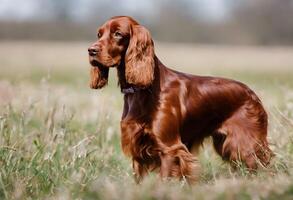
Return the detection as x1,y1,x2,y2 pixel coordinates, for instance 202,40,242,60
125,24,155,87
89,66,109,89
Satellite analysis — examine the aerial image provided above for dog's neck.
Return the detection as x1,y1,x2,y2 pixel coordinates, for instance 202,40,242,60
117,56,161,94
116,60,134,93
118,56,166,123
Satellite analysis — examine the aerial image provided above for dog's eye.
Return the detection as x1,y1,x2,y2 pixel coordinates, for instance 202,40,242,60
97,32,102,38
113,31,123,39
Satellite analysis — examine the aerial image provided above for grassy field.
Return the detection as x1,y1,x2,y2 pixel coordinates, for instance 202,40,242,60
0,41,293,199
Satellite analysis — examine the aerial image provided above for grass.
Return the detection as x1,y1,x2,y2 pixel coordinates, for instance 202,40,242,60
0,41,293,199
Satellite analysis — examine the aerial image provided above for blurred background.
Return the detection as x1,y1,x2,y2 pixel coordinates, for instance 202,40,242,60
0,0,292,82
1,0,293,45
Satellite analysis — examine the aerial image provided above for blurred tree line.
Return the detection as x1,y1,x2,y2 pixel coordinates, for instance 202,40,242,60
0,0,293,45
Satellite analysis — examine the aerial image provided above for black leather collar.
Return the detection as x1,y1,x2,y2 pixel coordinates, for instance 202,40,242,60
121,86,142,94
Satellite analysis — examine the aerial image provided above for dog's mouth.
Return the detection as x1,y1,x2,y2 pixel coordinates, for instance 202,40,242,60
90,58,117,68
90,59,104,67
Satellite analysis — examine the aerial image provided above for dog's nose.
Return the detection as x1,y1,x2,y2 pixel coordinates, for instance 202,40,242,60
88,47,98,56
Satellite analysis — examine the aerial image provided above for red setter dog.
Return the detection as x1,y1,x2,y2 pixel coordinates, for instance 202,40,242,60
88,16,272,183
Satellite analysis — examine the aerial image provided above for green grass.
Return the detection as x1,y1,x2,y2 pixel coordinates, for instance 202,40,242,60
0,43,293,199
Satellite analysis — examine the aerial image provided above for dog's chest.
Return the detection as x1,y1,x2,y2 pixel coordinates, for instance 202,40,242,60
120,120,159,161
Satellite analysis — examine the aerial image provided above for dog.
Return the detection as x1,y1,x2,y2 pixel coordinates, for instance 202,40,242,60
88,16,272,183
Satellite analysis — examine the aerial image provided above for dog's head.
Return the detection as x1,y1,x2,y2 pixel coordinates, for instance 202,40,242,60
88,16,155,89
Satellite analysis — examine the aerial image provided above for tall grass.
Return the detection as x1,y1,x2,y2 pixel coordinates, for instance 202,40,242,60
0,42,293,199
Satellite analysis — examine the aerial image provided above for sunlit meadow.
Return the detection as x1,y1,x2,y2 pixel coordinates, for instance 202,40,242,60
0,41,293,199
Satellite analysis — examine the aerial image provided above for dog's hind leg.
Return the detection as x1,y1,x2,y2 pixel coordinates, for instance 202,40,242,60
212,103,272,170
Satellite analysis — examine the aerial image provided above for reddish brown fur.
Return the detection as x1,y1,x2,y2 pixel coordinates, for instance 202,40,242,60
88,16,273,184
89,65,109,89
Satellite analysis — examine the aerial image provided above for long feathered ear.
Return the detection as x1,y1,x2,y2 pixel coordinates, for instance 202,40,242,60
125,24,155,87
89,66,109,89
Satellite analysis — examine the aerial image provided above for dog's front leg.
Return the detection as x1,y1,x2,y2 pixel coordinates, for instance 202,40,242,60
132,159,148,183
159,143,199,184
